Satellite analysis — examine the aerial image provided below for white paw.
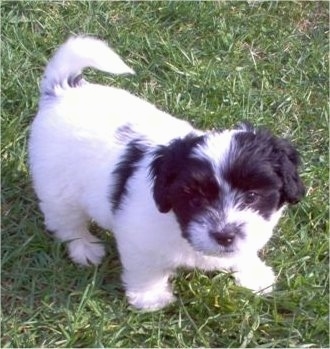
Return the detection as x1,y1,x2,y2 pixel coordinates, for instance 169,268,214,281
126,287,176,311
234,264,275,294
68,236,105,266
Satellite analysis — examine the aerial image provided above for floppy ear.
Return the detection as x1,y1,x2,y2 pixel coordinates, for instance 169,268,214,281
272,138,305,205
150,146,175,213
150,134,205,213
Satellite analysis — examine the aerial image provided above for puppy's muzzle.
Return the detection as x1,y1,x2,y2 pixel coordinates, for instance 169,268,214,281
210,223,241,247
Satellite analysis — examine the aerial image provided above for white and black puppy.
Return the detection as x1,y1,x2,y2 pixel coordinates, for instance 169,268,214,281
29,36,304,311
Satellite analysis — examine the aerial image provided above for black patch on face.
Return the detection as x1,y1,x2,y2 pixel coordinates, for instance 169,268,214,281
223,129,304,218
150,133,209,213
111,139,147,212
150,133,222,236
170,159,220,232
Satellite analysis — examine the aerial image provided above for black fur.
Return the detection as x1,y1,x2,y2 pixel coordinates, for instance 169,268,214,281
150,133,227,242
150,133,212,214
149,127,304,248
150,128,304,232
111,139,147,212
226,129,305,208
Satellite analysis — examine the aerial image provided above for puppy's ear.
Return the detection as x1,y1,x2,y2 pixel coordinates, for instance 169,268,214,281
150,145,178,213
272,137,305,205
150,145,182,213
150,134,205,213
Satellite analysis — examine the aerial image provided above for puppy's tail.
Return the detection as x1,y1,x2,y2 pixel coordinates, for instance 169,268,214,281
41,36,134,95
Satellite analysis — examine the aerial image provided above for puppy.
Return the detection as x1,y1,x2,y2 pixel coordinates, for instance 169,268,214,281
29,36,305,311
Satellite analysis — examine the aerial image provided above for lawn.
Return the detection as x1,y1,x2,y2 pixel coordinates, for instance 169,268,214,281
1,1,329,348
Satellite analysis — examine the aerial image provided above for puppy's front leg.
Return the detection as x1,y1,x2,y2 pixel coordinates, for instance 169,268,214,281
121,265,176,311
232,256,276,294
188,254,275,294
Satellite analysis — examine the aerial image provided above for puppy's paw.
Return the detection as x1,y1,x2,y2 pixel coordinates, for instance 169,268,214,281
126,287,176,311
68,235,105,266
234,263,275,294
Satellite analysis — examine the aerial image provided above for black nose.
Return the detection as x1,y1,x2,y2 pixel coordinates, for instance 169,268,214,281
211,224,239,247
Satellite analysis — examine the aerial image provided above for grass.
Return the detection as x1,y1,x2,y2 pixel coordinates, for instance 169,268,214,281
1,1,329,347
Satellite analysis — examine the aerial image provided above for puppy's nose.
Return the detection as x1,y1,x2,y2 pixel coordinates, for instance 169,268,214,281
212,224,239,247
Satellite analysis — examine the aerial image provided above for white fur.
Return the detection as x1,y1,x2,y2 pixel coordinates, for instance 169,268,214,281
29,36,278,311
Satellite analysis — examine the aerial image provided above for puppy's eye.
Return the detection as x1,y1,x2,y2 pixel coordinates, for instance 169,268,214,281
244,191,259,205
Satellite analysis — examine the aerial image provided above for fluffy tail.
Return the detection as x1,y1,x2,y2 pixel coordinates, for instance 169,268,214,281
41,36,135,95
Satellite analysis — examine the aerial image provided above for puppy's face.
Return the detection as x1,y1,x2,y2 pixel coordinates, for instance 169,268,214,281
151,125,305,257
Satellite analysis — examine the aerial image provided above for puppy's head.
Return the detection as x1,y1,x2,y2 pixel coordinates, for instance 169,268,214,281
150,125,304,256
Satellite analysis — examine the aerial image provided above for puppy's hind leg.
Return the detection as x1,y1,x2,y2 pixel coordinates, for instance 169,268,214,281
40,201,105,266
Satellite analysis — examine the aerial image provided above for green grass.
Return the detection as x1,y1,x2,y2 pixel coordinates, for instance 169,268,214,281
1,1,328,347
